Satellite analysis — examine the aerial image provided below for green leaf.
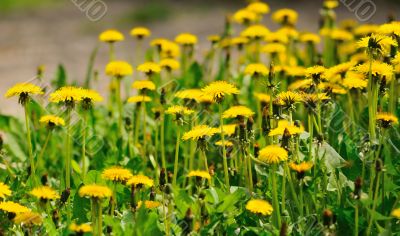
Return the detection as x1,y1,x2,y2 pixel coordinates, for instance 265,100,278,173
216,188,245,213
52,64,67,89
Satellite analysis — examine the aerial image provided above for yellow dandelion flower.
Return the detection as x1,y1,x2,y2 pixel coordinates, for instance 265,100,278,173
82,89,103,102
231,36,249,46
126,175,154,187
301,93,330,108
5,83,43,101
357,34,397,55
354,24,378,36
175,89,203,100
340,19,358,30
391,208,400,219
326,62,356,79
323,0,339,9
244,63,269,77
378,21,400,36
0,182,11,199
195,93,214,104
0,201,30,214
233,9,257,24
101,166,133,182
264,31,288,44
207,35,221,43
30,186,60,201
343,73,367,89
99,29,124,43
160,40,180,58
222,106,254,119
130,27,151,39
269,120,304,136
13,212,42,226
182,125,219,141
175,33,198,45
105,61,133,78
165,105,194,115
300,33,321,44
79,185,112,199
258,145,288,164
137,62,161,74
132,80,156,91
376,112,398,127
137,200,161,209
215,140,234,147
246,2,270,15
246,199,273,216
277,27,299,39
288,79,313,91
286,66,306,77
329,29,354,41
219,124,237,136
49,86,84,104
202,81,239,102
254,92,271,103
70,223,92,233
272,8,298,25
187,170,211,180
306,65,326,80
289,161,313,174
392,53,400,65
350,53,369,64
353,61,393,80
318,82,347,95
127,95,152,103
150,38,168,47
262,43,286,54
241,24,270,39
160,58,180,71
276,91,302,108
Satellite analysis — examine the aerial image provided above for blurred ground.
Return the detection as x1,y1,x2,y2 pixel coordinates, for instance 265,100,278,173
0,0,399,115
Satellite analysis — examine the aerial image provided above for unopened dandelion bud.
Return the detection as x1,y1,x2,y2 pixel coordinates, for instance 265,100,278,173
281,128,291,150
279,221,287,236
322,209,333,227
353,177,362,200
41,173,48,186
159,168,166,188
254,143,260,157
239,122,246,142
209,164,215,176
130,185,136,209
160,88,166,105
150,187,156,201
0,134,3,151
182,208,194,236
60,188,70,206
375,159,383,172
167,171,173,184
52,209,59,226
247,116,254,133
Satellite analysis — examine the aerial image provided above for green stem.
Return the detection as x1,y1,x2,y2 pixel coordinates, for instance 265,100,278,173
219,104,230,189
246,151,253,193
97,199,103,236
202,149,209,172
172,127,181,186
367,172,381,235
109,43,115,62
24,102,35,184
37,131,51,172
65,107,72,223
82,111,88,180
134,104,141,145
142,95,147,157
271,164,281,228
355,203,359,236
116,78,123,136
160,114,166,171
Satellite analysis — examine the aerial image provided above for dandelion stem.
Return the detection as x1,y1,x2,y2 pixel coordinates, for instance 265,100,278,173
219,103,230,190
24,102,36,185
115,78,123,136
134,104,141,145
367,171,381,235
81,111,88,180
172,127,181,186
355,202,359,236
160,113,166,171
142,94,147,157
37,131,51,172
271,164,281,228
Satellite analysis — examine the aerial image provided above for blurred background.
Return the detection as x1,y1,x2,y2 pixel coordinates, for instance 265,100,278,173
0,0,399,114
